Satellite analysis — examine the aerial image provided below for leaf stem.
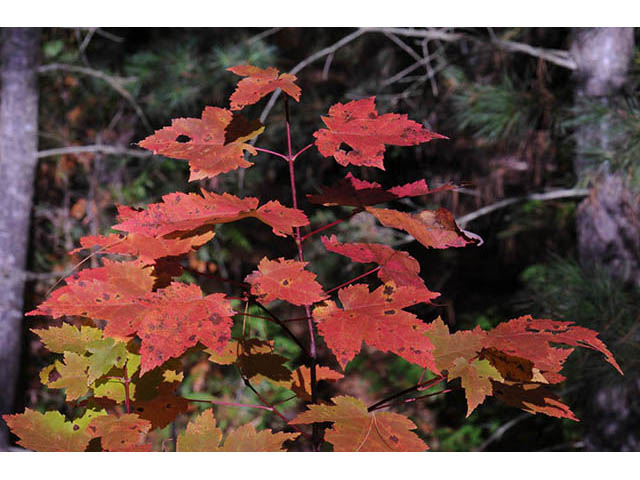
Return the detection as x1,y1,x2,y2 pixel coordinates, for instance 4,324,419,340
292,142,314,161
249,298,309,356
367,374,447,412
300,209,362,243
253,146,289,161
325,266,381,295
241,374,312,441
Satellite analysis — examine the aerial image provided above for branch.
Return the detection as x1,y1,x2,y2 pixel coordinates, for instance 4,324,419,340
37,144,151,159
456,188,589,228
39,63,152,130
363,27,577,70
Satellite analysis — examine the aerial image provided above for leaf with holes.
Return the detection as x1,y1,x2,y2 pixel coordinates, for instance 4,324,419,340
321,235,431,290
245,257,326,306
290,395,427,451
367,207,480,250
313,282,437,371
113,191,309,239
1,409,103,452
131,283,235,374
314,97,446,169
228,64,301,110
27,260,155,327
45,352,91,401
307,173,455,208
138,106,263,181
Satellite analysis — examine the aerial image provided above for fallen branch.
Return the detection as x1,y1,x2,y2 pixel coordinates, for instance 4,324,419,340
456,188,589,228
37,144,151,159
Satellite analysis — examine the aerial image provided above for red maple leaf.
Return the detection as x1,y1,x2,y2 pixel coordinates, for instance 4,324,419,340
112,190,309,239
138,106,264,181
71,231,214,265
28,261,234,374
313,282,438,371
307,173,455,208
245,257,327,306
228,64,301,110
314,97,446,169
321,235,433,290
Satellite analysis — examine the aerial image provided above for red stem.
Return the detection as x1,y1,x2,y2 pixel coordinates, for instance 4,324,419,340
284,95,320,450
241,375,312,441
254,146,289,161
300,209,362,243
325,266,381,295
292,142,314,161
367,374,447,412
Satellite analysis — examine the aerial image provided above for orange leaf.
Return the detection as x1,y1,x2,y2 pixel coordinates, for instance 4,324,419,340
228,64,301,110
138,106,263,181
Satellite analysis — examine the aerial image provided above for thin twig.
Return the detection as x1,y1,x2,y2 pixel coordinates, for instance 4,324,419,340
325,266,381,295
182,397,273,411
475,413,530,451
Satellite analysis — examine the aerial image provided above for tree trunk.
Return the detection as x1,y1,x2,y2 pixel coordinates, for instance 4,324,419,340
570,27,640,451
570,28,640,287
0,27,40,450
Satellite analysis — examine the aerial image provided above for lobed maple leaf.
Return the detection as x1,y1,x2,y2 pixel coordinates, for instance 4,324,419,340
113,190,309,239
245,257,327,306
228,64,301,110
321,235,431,290
138,106,263,181
27,260,155,330
314,97,446,169
31,323,103,355
307,172,455,208
87,413,152,451
72,231,214,265
426,316,621,418
131,282,235,373
29,260,234,373
367,207,480,250
290,395,427,451
313,282,438,371
177,409,299,451
1,408,102,452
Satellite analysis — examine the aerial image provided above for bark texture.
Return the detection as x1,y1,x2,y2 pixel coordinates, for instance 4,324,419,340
0,28,41,449
571,28,640,286
571,27,639,451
